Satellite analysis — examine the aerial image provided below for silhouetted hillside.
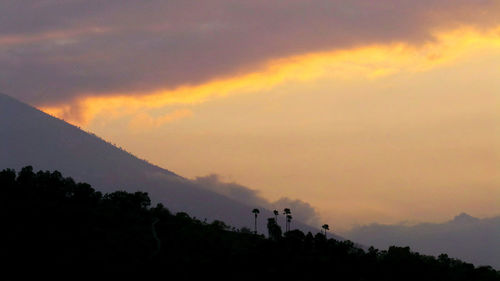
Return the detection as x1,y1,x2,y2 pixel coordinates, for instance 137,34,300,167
1,167,499,280
0,92,319,234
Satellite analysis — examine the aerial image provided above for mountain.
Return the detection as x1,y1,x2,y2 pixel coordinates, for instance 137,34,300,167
345,213,500,269
0,92,319,234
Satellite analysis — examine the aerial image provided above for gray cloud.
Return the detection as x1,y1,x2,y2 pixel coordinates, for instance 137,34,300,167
1,0,499,104
193,174,270,208
271,197,320,226
345,213,500,269
193,174,320,226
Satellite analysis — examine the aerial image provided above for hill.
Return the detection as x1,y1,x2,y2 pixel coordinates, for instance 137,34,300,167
1,167,498,280
0,92,318,234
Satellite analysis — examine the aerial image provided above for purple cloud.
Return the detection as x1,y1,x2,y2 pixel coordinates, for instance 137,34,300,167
1,0,499,105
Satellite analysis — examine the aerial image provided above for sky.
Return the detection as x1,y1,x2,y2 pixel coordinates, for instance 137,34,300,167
1,0,499,232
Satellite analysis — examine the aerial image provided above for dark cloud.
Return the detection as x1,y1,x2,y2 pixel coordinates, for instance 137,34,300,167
1,0,499,104
193,174,320,226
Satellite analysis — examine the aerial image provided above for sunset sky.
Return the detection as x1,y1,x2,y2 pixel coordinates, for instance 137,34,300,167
2,0,499,232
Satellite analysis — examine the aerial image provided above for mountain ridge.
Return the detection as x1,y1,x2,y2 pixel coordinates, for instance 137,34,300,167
345,213,500,269
0,92,321,235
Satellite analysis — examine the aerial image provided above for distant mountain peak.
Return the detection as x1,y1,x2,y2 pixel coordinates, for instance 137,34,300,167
452,212,479,224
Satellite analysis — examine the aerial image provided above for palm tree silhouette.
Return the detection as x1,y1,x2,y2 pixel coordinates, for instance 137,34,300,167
283,208,291,232
286,214,293,232
321,224,330,238
273,210,279,224
252,208,260,234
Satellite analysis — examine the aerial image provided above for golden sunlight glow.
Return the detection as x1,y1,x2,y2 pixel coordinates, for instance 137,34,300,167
40,26,500,128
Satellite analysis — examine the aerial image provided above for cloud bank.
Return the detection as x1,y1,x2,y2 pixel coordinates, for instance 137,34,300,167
1,0,500,107
193,174,320,226
345,213,500,269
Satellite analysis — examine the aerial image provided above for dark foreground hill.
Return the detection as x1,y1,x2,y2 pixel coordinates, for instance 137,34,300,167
0,92,317,234
1,167,498,280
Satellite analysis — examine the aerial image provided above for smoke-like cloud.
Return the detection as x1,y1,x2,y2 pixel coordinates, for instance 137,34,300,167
1,0,499,106
271,197,321,226
193,174,320,226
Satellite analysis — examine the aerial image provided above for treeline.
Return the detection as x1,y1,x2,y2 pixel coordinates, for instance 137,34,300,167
0,167,498,280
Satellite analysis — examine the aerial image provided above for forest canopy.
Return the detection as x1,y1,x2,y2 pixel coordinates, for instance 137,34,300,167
0,166,498,280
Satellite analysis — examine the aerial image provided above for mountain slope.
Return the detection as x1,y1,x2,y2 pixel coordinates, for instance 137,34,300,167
0,93,318,234
345,213,500,269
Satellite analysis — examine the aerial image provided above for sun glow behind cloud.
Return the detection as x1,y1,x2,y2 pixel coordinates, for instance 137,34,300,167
40,26,500,130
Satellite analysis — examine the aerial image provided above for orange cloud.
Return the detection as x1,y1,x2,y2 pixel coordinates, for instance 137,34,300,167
39,26,500,128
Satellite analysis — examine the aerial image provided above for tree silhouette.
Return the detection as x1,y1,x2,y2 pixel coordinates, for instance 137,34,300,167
2,166,499,280
286,214,293,232
252,208,260,234
267,218,282,240
283,208,291,232
273,209,279,224
321,224,329,238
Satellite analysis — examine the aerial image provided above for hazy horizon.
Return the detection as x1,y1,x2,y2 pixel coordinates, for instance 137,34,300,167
1,0,499,232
